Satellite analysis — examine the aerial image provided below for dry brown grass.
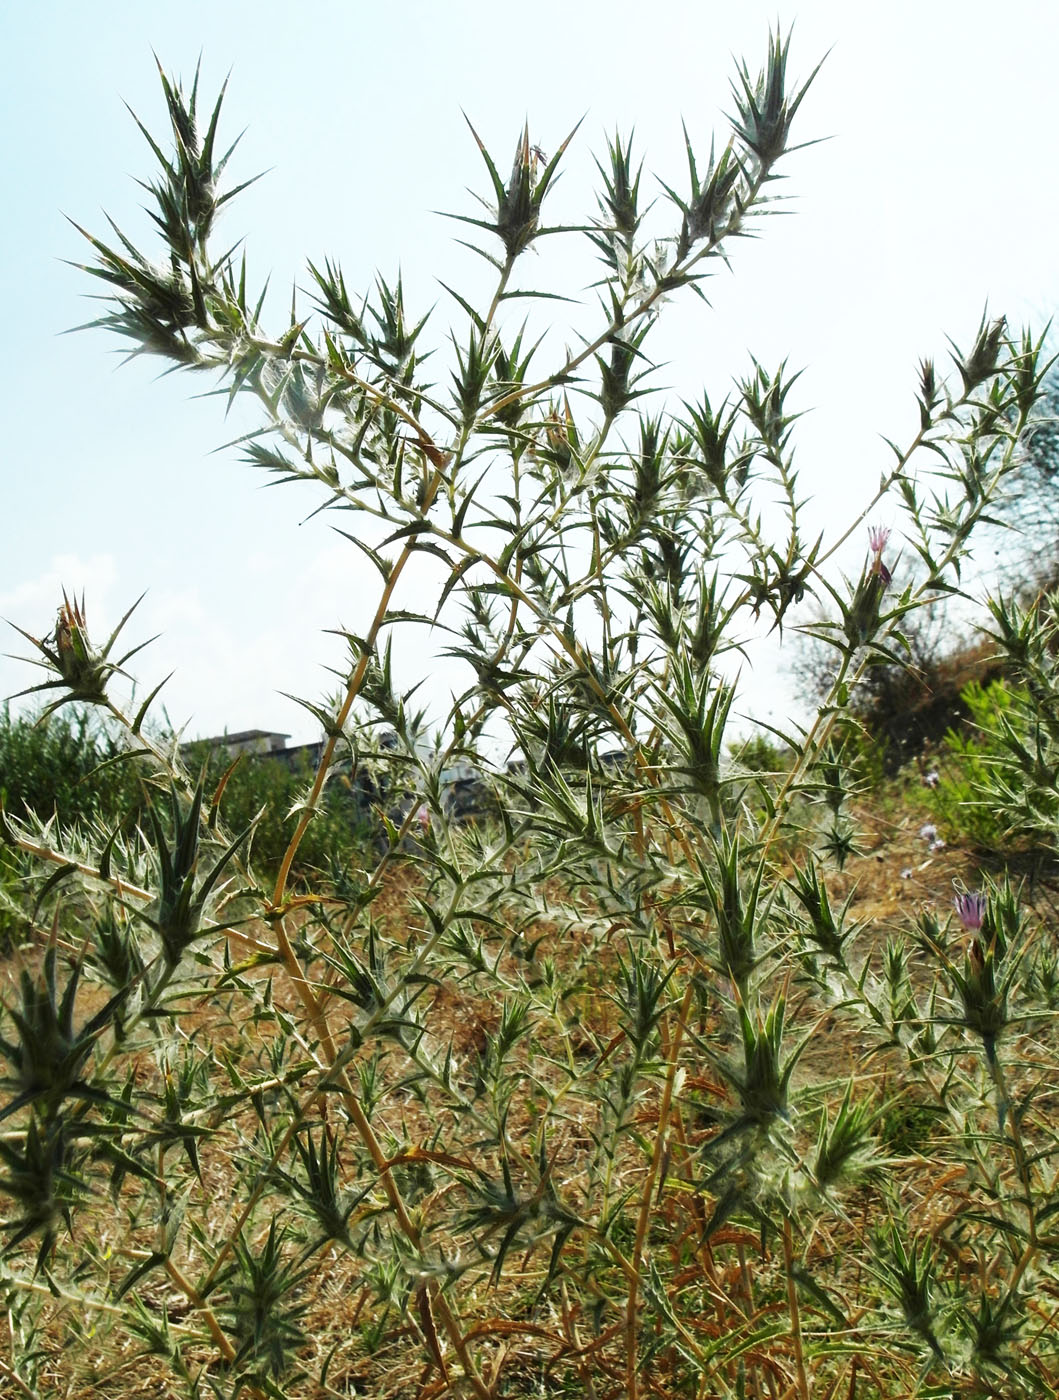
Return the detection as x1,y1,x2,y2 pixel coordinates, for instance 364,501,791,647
2,804,1057,1399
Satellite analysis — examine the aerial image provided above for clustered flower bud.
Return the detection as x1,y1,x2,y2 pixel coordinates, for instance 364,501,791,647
52,594,99,691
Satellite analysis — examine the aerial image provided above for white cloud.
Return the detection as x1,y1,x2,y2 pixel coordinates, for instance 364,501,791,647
0,553,118,622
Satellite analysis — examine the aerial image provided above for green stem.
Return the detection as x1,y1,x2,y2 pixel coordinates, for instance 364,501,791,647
624,982,694,1400
783,1216,810,1400
989,1050,1039,1289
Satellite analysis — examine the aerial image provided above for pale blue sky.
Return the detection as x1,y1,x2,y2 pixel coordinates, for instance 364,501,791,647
3,1,1058,741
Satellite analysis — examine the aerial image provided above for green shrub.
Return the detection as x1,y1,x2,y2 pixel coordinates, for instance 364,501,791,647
0,704,142,828
0,848,30,952
929,596,1059,867
930,679,1032,853
183,743,370,876
0,706,367,883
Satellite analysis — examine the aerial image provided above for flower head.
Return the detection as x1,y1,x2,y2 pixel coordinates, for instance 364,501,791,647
954,891,987,931
867,525,893,588
7,590,150,720
919,823,937,842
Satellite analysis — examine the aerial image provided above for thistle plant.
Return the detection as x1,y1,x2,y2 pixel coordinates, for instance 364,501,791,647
4,32,1059,1400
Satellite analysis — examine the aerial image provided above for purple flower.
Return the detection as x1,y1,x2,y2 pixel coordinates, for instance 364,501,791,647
919,823,937,842
954,891,987,931
867,525,893,589
923,770,940,789
930,838,946,852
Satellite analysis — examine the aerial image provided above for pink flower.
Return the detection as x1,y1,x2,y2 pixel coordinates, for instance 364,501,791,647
415,804,431,831
954,891,987,931
867,525,893,588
